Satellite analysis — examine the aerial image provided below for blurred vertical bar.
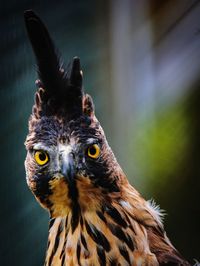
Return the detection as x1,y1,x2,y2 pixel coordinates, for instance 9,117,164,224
109,0,155,189
149,0,200,260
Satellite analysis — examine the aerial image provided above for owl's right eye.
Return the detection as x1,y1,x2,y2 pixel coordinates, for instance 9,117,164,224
34,150,49,166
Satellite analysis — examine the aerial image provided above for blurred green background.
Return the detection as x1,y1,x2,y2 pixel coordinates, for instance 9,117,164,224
0,0,200,265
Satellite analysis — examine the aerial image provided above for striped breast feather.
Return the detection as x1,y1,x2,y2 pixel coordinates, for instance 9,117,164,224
45,207,159,265
44,191,190,266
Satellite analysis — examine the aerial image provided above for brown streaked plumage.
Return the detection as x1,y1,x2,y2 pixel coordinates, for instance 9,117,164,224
24,10,190,266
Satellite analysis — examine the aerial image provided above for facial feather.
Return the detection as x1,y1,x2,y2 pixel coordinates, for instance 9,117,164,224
25,113,121,216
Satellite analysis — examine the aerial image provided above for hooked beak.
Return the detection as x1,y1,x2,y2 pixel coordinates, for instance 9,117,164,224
60,153,75,183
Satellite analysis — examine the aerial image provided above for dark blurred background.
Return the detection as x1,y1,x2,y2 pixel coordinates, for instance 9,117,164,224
0,0,200,265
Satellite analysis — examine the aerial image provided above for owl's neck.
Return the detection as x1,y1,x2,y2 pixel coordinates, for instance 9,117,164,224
45,201,138,266
43,171,164,266
46,172,125,218
44,183,163,266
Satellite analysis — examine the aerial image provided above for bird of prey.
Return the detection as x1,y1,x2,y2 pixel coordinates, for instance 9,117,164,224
24,10,190,266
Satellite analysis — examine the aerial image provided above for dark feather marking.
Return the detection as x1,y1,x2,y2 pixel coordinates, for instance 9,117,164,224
49,217,55,229
60,240,66,259
80,233,88,251
87,154,120,193
48,220,63,264
59,237,68,260
67,178,80,233
123,211,137,235
76,240,81,265
96,246,106,266
93,178,120,192
70,205,80,234
60,217,69,259
46,199,53,210
64,154,80,234
65,215,68,228
61,254,65,265
104,205,127,228
109,258,119,266
65,229,69,239
108,223,134,251
80,215,83,228
47,239,50,249
85,220,111,252
91,168,120,193
119,245,131,265
96,210,107,224
48,250,54,266
54,221,63,252
125,234,134,251
34,173,52,206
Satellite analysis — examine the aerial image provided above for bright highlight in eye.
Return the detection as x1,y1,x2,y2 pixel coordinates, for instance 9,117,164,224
87,144,100,159
34,150,49,165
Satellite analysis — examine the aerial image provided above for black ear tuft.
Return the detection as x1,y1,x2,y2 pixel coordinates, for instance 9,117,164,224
83,94,95,117
24,10,83,120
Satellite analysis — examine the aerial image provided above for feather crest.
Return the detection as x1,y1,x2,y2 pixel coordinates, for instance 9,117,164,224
24,10,83,120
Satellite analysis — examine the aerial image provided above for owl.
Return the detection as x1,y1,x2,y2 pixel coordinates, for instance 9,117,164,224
24,10,190,266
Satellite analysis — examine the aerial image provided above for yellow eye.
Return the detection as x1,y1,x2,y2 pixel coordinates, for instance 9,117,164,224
34,150,49,165
87,144,100,159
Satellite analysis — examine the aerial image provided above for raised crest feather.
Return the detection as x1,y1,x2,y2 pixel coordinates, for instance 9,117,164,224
24,10,83,120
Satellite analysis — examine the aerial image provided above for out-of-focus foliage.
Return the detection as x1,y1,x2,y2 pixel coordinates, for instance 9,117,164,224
0,0,199,265
131,98,190,191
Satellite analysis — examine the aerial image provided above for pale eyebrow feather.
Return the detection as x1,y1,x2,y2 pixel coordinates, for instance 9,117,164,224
33,143,52,152
86,138,98,144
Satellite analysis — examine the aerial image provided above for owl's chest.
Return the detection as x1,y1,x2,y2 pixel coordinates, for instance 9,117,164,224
44,214,158,266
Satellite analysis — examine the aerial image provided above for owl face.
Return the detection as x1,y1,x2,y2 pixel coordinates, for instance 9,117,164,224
24,12,121,217
25,115,120,216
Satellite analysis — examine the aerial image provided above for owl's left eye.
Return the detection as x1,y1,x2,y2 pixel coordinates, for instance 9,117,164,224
34,150,49,165
87,144,100,159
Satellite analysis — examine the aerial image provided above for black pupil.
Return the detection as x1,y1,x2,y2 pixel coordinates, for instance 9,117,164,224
89,146,97,155
39,152,46,161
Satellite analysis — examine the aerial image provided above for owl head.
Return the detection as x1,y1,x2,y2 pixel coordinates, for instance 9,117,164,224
24,11,123,218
